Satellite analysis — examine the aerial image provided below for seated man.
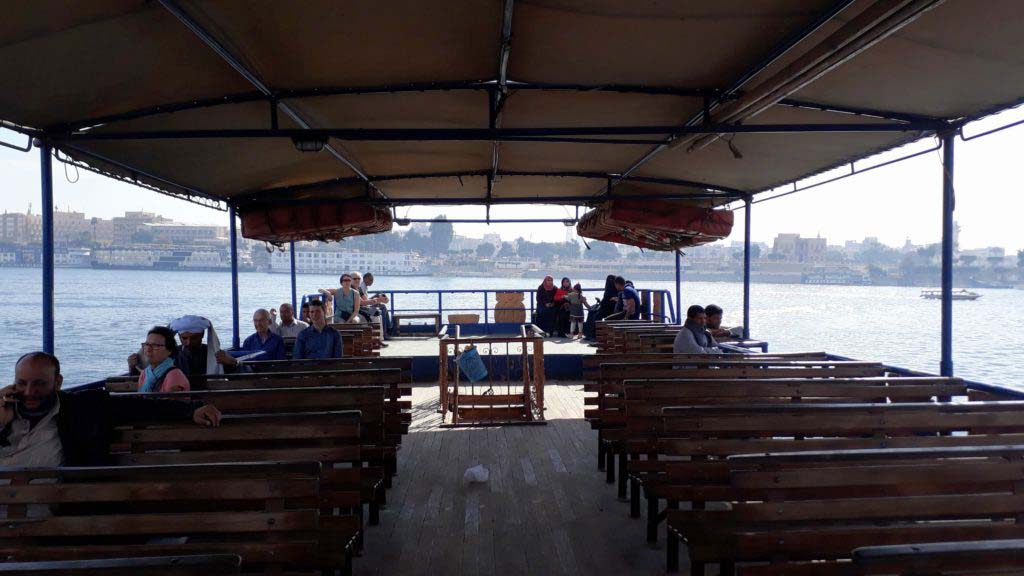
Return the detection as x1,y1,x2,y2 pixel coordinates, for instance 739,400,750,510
704,304,739,340
216,309,286,368
293,299,343,360
673,305,721,354
169,316,225,376
362,272,392,342
126,315,222,377
613,276,642,320
270,302,308,339
2,352,221,467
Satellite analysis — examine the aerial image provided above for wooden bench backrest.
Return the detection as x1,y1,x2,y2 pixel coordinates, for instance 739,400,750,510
110,411,364,512
0,555,242,575
246,357,413,382
672,456,1024,566
854,539,1024,576
106,367,405,393
601,361,887,381
0,462,341,572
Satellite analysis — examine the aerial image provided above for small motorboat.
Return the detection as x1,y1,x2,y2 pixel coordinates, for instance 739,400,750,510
920,288,981,300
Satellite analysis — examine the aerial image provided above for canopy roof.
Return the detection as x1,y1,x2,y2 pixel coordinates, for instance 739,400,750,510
2,0,1022,210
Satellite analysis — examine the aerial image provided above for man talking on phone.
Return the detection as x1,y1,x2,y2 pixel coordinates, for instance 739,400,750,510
1,351,222,467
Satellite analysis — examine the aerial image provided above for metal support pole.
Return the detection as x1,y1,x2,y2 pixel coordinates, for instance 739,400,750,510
743,197,752,339
289,241,298,312
940,133,955,377
674,251,682,325
229,205,240,349
39,142,55,354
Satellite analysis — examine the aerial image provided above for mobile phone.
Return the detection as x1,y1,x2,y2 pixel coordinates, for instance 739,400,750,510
3,392,23,406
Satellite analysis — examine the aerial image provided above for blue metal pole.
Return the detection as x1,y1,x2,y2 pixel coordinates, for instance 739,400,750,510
940,132,955,377
743,196,752,339
39,142,54,354
289,241,297,312
674,251,682,324
228,204,240,349
483,292,489,325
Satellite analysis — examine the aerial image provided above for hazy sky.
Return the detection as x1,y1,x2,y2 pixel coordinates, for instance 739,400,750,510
2,106,1022,252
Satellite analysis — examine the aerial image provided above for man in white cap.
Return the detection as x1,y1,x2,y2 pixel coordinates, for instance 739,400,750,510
167,315,224,376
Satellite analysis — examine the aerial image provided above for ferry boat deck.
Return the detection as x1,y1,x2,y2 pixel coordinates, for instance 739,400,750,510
354,381,665,576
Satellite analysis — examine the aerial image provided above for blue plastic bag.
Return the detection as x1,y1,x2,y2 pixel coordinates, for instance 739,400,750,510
457,347,488,383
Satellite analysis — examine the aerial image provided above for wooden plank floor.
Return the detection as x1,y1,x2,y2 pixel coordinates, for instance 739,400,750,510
354,382,674,576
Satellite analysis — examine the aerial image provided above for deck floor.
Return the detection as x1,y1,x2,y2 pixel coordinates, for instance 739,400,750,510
354,382,673,576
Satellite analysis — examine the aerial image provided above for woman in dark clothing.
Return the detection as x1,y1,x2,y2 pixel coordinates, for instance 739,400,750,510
535,275,558,335
583,274,618,340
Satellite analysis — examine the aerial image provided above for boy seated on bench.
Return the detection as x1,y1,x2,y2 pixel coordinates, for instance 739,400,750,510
1,352,221,467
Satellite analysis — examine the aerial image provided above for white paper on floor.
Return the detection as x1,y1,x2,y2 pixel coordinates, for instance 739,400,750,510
463,464,490,485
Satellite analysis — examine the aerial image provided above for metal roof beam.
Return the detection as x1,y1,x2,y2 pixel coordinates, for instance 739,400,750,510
157,0,384,199
489,0,516,210
56,81,717,133
603,0,859,196
232,169,746,205
61,121,944,142
776,98,944,123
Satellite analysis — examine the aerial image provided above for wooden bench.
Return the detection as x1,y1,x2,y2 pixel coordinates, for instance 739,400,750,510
392,313,441,335
642,401,1024,571
853,539,1024,576
111,386,398,485
0,461,350,574
245,357,414,383
109,410,379,537
591,360,887,482
327,323,379,357
669,448,1024,575
0,555,242,575
606,376,965,504
106,368,412,442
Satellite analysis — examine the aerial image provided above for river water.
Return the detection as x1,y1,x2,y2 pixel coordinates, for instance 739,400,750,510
0,267,1020,389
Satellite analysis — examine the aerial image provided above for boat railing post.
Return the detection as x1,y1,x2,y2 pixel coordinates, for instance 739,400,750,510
229,203,240,349
38,140,55,354
483,291,489,325
743,195,752,339
289,241,297,312
674,251,682,325
437,292,443,318
940,131,955,377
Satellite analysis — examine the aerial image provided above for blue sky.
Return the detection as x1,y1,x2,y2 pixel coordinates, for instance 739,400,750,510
2,106,1022,252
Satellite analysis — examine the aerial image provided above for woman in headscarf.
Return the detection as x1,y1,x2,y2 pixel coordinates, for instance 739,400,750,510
582,274,618,341
555,277,573,337
137,326,190,393
534,275,558,336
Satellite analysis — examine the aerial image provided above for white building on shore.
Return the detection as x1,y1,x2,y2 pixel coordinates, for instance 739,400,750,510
270,249,423,275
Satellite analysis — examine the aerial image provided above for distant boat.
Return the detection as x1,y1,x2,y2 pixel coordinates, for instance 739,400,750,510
920,288,981,300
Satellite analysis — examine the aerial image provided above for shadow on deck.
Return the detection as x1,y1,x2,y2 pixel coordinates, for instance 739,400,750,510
354,383,671,576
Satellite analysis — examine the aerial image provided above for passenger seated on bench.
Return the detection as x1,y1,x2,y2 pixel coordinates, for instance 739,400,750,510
137,326,190,393
165,315,225,376
613,276,642,320
704,304,741,340
216,309,286,368
269,302,308,339
1,352,221,467
293,299,343,360
362,272,392,342
673,305,721,354
325,274,363,324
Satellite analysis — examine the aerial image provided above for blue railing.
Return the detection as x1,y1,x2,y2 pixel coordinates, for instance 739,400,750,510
301,287,677,326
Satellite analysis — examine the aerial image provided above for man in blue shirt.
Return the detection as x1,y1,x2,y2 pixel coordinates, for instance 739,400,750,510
293,299,343,360
613,276,642,320
216,309,286,368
